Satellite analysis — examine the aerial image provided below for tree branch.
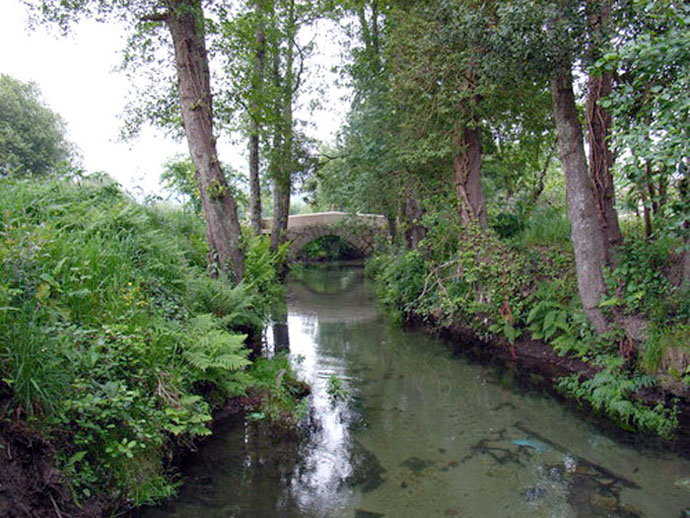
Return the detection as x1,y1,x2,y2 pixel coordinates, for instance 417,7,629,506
141,12,169,23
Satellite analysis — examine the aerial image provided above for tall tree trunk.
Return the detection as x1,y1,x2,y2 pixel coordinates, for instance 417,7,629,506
167,0,243,281
552,69,609,333
270,174,290,252
248,0,266,235
641,193,653,239
585,0,622,258
385,212,397,243
403,195,426,249
641,164,654,239
586,70,622,255
269,0,295,253
453,125,488,227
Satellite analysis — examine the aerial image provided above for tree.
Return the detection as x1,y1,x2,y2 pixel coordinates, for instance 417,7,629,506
584,0,622,255
160,154,201,211
161,153,249,216
215,0,271,235
0,74,76,176
552,67,610,333
27,0,245,282
310,0,408,240
248,0,268,235
265,0,315,253
313,0,554,247
491,0,613,333
385,3,489,228
598,0,689,277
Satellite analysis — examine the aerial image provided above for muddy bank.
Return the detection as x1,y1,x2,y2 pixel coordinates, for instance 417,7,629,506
0,395,262,518
403,313,690,450
0,420,102,518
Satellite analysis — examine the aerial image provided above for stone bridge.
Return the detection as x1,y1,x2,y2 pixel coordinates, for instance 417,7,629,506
262,211,387,260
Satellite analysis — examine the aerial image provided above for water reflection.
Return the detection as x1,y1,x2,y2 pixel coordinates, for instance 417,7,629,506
141,263,690,518
286,311,355,516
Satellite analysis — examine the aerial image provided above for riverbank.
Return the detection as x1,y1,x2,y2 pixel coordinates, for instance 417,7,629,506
365,227,690,441
404,314,690,449
0,177,303,516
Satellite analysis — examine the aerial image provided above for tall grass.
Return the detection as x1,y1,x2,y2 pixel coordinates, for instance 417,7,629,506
515,205,572,247
0,176,283,507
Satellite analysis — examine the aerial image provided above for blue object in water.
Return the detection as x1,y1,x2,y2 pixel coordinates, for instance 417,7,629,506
511,439,549,453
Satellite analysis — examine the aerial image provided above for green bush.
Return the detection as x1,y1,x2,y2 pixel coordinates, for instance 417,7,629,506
248,354,309,424
365,249,426,320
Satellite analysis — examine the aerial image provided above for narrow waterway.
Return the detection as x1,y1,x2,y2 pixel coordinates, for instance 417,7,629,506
143,263,690,518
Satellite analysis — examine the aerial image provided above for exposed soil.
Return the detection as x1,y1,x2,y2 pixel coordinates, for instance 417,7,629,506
0,394,263,518
404,313,690,452
0,419,102,518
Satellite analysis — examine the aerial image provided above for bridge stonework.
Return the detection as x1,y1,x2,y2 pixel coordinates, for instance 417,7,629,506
262,212,387,260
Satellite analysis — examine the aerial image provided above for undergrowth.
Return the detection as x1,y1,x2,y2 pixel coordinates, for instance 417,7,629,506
365,205,685,438
558,356,678,439
0,175,297,509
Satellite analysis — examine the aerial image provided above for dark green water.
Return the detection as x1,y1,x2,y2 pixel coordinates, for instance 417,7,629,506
143,263,690,518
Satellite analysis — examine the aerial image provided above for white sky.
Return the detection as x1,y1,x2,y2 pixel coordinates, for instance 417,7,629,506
0,0,349,198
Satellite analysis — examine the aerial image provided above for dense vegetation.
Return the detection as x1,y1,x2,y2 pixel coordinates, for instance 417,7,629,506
0,175,304,510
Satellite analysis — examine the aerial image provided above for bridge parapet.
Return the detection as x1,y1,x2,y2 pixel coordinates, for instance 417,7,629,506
261,211,386,232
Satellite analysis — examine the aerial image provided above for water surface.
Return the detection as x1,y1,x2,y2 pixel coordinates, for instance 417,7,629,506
143,263,690,518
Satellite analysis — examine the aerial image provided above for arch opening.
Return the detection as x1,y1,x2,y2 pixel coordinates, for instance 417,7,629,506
294,234,365,263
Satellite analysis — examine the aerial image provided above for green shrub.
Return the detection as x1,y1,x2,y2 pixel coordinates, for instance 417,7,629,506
365,249,426,319
603,235,674,318
249,354,309,424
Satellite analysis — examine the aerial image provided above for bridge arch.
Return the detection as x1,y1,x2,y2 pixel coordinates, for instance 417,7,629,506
262,211,387,261
288,227,371,260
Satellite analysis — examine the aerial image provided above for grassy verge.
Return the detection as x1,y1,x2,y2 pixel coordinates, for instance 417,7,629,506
0,175,303,512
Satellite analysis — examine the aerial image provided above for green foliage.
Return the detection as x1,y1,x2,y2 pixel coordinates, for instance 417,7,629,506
515,206,571,248
160,154,249,216
326,374,350,403
160,155,201,211
0,312,69,418
558,356,678,438
365,249,425,321
598,2,689,201
249,354,308,424
183,314,250,373
602,236,674,318
0,176,268,507
641,323,690,379
0,74,77,177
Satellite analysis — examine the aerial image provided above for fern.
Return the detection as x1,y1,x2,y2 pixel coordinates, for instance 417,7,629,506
186,277,260,329
183,314,251,373
558,356,678,437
